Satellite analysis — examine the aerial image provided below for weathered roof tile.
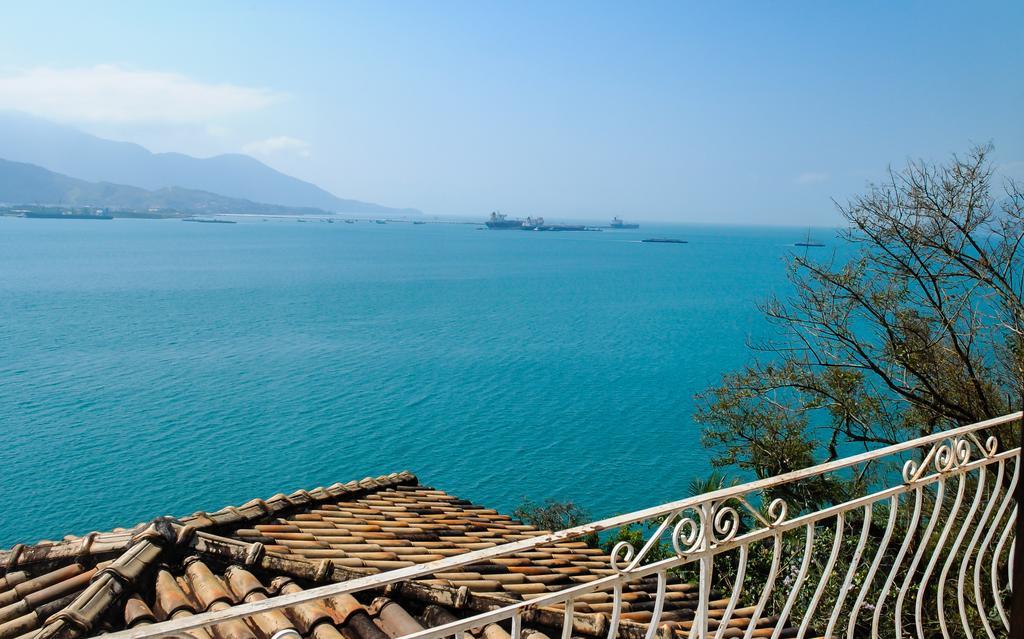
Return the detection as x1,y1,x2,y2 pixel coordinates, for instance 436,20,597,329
0,473,797,639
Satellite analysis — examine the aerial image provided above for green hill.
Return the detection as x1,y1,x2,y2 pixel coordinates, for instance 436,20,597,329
0,158,328,215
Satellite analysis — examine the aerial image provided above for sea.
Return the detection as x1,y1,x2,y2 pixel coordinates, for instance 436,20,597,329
0,216,835,547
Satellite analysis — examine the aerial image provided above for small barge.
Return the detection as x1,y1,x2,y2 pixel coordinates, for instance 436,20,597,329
184,217,237,224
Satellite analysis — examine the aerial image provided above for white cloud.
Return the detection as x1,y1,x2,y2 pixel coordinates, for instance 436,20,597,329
795,171,830,185
0,65,282,124
243,136,311,158
205,124,231,138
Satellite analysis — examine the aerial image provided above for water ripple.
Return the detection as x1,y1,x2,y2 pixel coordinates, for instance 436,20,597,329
0,217,814,546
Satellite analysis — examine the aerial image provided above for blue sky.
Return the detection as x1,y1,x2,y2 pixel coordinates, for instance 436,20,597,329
0,1,1021,223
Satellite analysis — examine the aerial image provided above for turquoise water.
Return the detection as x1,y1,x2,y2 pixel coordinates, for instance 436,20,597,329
0,217,820,547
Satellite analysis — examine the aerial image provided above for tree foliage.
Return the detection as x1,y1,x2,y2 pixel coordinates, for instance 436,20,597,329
513,498,591,532
697,145,1024,503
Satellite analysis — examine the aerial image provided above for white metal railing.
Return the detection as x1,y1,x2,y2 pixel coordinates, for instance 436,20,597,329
99,412,1021,639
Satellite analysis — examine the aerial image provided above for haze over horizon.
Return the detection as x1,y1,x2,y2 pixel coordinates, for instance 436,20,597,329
1,1,1021,224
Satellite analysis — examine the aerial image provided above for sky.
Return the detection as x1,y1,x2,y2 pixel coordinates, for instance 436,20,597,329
0,1,1021,224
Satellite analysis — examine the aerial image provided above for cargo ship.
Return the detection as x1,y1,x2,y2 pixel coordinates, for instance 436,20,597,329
485,212,594,231
485,211,525,229
610,216,639,229
641,238,687,244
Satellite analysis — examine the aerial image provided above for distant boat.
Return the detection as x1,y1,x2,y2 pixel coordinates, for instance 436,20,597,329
795,229,824,247
413,221,426,225
528,217,578,231
375,220,387,224
642,238,686,244
535,225,590,231
522,216,592,231
344,219,355,224
485,211,525,229
610,216,639,229
183,217,236,224
484,211,593,231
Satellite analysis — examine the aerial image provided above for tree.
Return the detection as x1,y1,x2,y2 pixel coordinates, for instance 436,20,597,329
513,498,592,532
697,145,1024,504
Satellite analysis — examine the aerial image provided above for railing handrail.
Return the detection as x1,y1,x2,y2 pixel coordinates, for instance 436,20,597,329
373,446,1023,639
95,411,1021,639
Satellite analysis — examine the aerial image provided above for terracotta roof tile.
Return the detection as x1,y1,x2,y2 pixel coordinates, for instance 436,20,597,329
0,473,797,639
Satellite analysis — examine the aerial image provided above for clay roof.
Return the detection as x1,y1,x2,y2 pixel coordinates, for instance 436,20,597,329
0,473,791,639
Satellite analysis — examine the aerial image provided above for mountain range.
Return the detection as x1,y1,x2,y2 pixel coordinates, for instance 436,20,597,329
0,112,419,215
0,158,339,215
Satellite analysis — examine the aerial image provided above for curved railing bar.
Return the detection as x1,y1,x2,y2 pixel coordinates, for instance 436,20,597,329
918,472,967,639
641,571,667,639
605,583,624,639
848,494,899,639
975,455,1018,639
772,523,814,638
896,478,946,637
798,512,844,638
826,504,871,637
960,459,1004,639
743,533,781,639
938,460,987,638
993,503,1017,630
1011,537,1017,591
872,487,922,635
712,544,748,639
